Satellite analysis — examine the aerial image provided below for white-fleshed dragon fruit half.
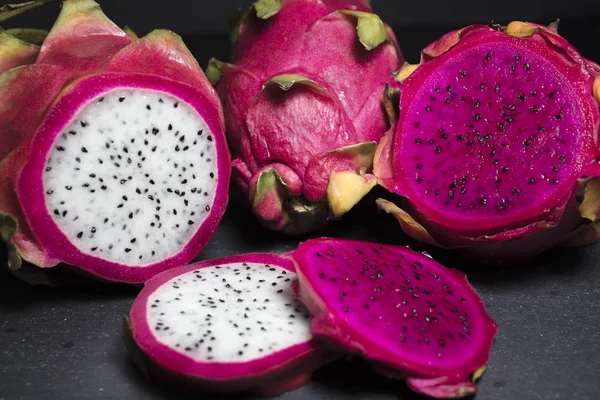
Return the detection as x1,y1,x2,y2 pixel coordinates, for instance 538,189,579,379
0,0,230,283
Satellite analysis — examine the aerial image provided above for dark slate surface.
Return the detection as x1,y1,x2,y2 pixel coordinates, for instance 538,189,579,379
1,20,600,400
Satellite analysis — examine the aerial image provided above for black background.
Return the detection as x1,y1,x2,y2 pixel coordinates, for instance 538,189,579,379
1,1,600,400
4,0,600,35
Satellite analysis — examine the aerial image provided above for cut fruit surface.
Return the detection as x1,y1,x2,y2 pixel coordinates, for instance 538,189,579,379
291,238,497,398
127,253,337,395
396,38,587,232
375,23,600,263
17,73,229,282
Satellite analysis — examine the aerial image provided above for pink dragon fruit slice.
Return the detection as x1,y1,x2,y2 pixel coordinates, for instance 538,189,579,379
125,252,338,396
291,238,497,399
208,0,403,234
375,22,600,263
0,0,229,283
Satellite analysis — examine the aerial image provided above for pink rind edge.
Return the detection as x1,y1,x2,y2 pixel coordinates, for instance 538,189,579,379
16,72,230,284
129,253,333,386
291,238,498,384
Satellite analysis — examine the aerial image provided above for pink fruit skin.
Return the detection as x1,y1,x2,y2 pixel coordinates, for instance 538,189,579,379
291,238,497,398
128,253,338,395
15,73,229,283
0,1,227,281
215,0,403,233
376,24,600,263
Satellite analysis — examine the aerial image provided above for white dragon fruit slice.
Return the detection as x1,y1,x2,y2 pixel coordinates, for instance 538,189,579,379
125,253,338,395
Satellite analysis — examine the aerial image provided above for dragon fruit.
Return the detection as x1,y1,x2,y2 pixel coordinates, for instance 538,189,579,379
291,238,497,398
125,253,338,395
375,22,600,263
207,0,403,234
0,0,229,283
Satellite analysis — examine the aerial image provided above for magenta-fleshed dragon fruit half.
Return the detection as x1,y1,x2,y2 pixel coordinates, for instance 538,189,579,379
375,22,600,263
207,0,403,234
291,238,497,398
125,253,338,396
0,0,229,283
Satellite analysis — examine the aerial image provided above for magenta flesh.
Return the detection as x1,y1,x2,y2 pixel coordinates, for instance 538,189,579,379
292,238,497,398
377,24,600,263
399,41,586,232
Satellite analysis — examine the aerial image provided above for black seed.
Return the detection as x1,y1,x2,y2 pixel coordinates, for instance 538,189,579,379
524,63,530,71
65,186,72,190
425,105,432,112
80,121,88,127
559,156,566,163
448,191,454,199
480,197,487,205
556,113,564,120
460,70,467,77
518,94,526,101
529,106,539,113
474,113,481,121
502,166,509,173
549,179,559,184
56,146,65,151
435,146,441,153
415,138,422,144
529,178,536,184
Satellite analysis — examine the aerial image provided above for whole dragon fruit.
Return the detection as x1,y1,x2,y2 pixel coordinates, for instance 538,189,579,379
0,0,229,283
125,253,338,395
291,238,497,398
208,0,403,234
375,22,600,263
